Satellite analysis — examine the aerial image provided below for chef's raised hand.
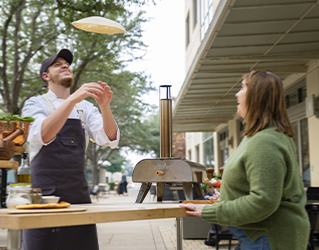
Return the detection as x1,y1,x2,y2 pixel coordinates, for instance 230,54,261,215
179,203,205,217
68,82,105,104
94,81,113,107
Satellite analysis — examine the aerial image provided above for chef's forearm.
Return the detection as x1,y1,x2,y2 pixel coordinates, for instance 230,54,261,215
100,104,118,141
41,99,76,143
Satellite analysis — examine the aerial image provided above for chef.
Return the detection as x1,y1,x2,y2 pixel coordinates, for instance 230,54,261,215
21,49,120,250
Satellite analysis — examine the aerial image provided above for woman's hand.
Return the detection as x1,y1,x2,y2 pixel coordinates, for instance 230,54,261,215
179,203,205,217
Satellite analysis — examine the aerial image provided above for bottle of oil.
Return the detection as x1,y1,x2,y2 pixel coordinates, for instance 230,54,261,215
17,153,31,183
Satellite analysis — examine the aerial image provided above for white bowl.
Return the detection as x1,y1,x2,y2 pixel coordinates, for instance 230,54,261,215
42,196,60,204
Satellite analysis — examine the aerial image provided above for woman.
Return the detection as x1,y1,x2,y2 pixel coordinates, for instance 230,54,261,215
180,71,310,250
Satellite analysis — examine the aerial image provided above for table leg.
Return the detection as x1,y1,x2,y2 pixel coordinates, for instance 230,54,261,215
176,217,182,250
1,169,7,208
7,229,21,250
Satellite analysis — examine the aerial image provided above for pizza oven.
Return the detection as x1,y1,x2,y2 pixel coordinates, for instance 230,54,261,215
132,85,207,203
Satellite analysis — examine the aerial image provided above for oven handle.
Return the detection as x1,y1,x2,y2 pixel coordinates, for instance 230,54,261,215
155,171,165,176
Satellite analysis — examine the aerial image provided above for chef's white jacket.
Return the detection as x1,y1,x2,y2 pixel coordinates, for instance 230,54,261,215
22,90,120,162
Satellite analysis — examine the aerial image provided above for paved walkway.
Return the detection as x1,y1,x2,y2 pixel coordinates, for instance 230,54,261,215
92,183,237,250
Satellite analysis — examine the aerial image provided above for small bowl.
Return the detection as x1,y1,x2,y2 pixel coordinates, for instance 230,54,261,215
42,196,60,204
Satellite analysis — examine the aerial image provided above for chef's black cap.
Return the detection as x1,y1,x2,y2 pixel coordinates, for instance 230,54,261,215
40,49,73,84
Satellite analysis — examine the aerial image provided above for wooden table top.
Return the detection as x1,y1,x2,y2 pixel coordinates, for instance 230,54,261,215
0,202,192,230
0,160,19,169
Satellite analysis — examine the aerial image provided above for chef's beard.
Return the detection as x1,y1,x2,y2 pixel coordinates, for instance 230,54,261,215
60,76,74,88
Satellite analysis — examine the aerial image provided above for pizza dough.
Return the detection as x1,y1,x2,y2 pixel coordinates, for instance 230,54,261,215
72,16,127,34
15,202,71,209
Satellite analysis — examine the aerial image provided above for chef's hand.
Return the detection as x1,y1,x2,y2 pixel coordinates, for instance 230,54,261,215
94,81,113,107
179,203,205,217
69,82,105,103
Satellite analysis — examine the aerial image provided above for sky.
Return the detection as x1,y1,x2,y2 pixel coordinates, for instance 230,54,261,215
127,0,186,105
123,0,186,165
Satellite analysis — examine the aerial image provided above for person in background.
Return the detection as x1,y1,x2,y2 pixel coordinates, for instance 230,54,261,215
180,71,309,250
22,49,120,250
118,170,128,196
121,170,128,196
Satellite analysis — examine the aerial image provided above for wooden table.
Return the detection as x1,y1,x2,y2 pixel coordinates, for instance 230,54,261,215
0,202,191,250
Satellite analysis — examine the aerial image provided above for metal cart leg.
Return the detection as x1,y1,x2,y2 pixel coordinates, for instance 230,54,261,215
1,169,8,208
176,217,182,250
7,229,21,250
135,182,152,203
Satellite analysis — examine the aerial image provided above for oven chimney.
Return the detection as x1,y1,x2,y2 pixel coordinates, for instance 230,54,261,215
159,85,172,158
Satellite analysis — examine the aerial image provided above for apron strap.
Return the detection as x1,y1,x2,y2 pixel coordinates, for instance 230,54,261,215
75,104,85,129
45,92,55,113
45,92,85,128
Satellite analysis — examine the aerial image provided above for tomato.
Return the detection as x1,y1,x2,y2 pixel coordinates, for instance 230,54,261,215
215,180,222,188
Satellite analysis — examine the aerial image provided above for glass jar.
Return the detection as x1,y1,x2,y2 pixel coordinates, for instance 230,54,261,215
6,184,32,209
30,188,42,204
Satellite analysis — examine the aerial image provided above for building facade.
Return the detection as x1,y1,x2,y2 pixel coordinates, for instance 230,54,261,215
173,0,319,187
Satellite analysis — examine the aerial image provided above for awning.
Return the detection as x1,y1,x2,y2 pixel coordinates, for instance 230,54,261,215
172,0,319,132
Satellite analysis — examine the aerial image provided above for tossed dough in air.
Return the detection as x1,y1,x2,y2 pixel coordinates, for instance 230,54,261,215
72,16,127,34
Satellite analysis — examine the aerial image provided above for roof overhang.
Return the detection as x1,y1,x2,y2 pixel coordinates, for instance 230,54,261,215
172,0,319,132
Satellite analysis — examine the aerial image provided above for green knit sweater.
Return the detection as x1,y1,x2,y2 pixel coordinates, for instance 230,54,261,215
201,126,310,250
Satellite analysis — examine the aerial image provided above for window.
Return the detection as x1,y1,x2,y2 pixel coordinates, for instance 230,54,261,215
287,82,309,186
219,129,228,167
193,0,198,28
188,149,192,161
203,134,214,168
201,0,213,40
204,132,214,140
292,118,310,186
196,145,200,163
186,13,190,47
285,85,307,109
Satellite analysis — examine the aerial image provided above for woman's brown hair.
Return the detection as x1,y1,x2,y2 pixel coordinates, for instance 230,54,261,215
243,71,295,137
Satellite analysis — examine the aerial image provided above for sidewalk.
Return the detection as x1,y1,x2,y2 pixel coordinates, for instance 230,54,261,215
93,183,236,250
93,183,173,250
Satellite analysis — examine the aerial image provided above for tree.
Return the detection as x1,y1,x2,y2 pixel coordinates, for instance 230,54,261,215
122,159,134,176
0,0,153,114
0,0,161,184
86,110,160,184
100,150,125,174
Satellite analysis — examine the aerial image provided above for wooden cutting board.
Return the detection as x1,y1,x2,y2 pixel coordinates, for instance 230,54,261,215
0,207,87,214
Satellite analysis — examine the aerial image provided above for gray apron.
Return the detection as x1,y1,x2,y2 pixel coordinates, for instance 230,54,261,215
22,98,99,250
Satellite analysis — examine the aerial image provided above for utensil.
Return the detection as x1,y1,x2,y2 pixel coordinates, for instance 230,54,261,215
0,121,30,146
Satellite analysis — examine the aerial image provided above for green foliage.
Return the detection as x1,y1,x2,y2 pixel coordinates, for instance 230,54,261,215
121,159,134,176
108,181,116,191
0,0,160,185
0,0,153,114
0,114,34,122
100,149,125,174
